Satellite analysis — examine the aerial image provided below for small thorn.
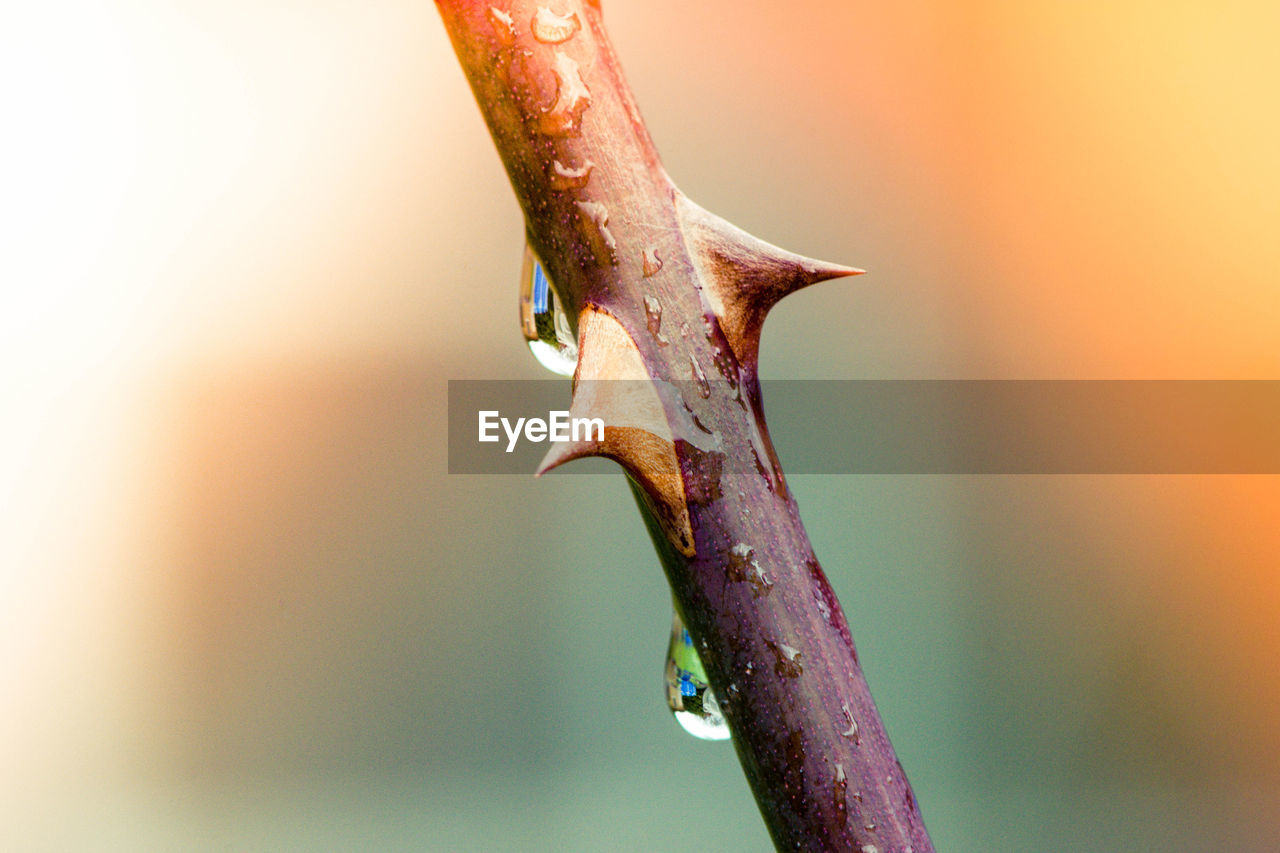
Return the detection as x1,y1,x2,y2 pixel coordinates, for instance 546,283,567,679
531,305,695,556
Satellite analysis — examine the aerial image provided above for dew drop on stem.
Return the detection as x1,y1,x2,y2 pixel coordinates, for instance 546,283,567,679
531,7,580,44
643,294,668,346
642,246,663,277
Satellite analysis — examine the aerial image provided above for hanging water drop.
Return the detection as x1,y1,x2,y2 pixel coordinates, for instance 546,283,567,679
664,609,731,741
519,243,577,376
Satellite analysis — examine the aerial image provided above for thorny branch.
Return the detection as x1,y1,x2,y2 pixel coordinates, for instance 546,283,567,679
435,2,934,849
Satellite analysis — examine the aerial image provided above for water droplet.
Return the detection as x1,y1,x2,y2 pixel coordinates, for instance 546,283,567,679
519,243,577,376
864,822,877,833
689,354,711,399
745,661,755,675
549,158,593,190
661,382,722,452
643,295,668,346
575,199,617,265
642,247,663,277
841,702,862,742
538,50,591,136
726,542,772,598
531,7,580,43
861,846,879,853
674,391,713,438
665,610,731,741
766,639,804,678
487,7,517,45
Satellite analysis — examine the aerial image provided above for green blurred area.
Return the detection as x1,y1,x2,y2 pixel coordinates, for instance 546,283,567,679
38,372,1260,852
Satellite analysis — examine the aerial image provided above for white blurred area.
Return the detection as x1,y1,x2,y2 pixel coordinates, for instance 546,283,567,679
0,3,503,844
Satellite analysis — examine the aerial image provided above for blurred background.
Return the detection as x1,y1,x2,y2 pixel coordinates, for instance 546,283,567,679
2,1,1277,849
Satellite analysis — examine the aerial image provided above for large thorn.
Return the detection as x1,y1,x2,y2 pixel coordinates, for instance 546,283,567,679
535,305,695,556
675,193,863,364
